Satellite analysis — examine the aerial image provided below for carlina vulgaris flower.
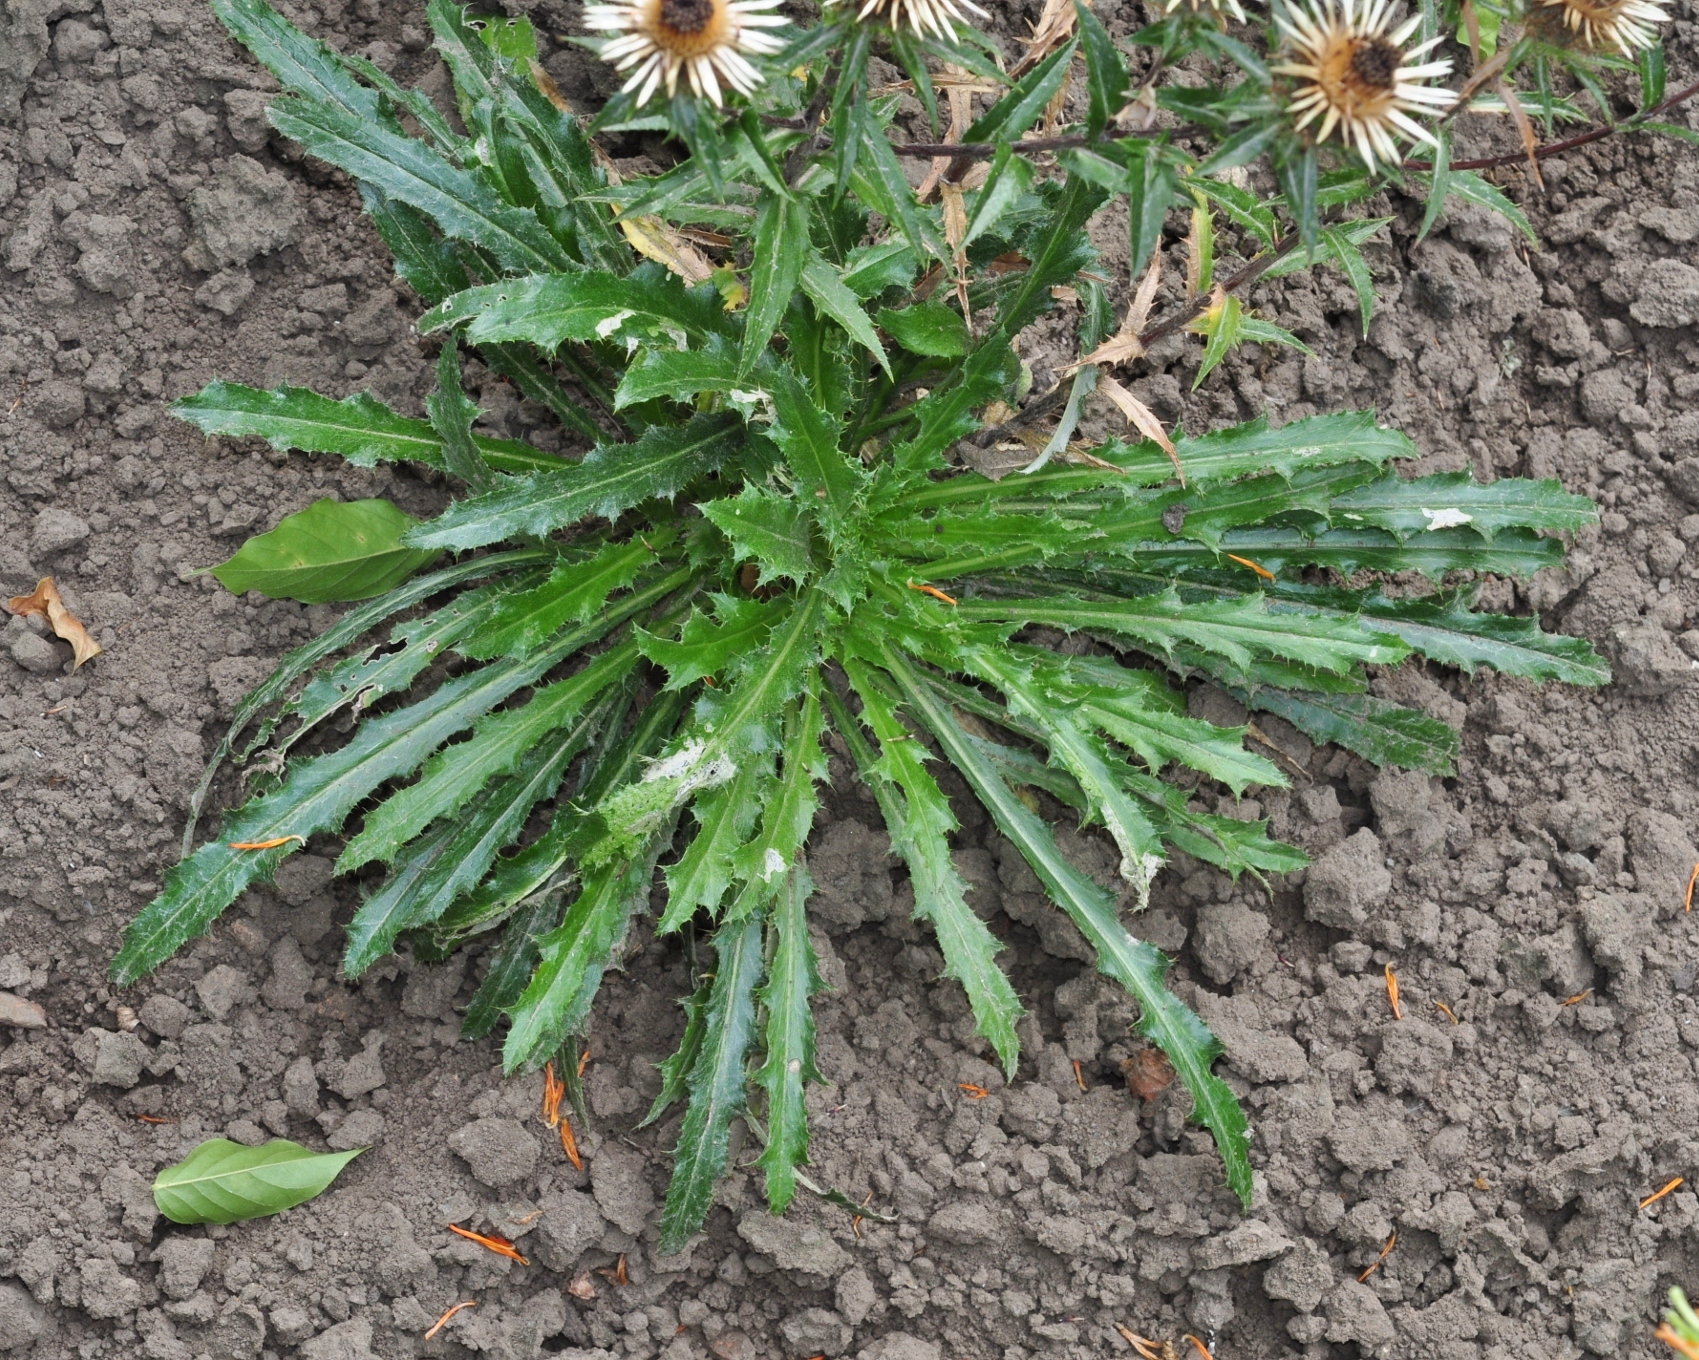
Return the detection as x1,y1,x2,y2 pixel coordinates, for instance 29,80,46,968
583,0,790,107
1529,0,1669,57
1272,0,1457,172
844,0,991,43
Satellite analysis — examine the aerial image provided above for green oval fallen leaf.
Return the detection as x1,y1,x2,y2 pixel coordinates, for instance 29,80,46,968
211,498,440,604
152,1138,364,1225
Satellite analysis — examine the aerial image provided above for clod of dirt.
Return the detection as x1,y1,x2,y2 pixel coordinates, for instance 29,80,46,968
299,1316,379,1360
590,1142,656,1236
1192,900,1270,982
926,1200,1002,1245
1606,621,1697,696
1578,894,1649,986
1193,990,1309,1082
29,508,89,559
447,1117,540,1188
781,1307,854,1357
736,1208,849,1280
325,1031,386,1099
0,1279,47,1350
137,993,190,1039
532,1187,605,1269
281,1053,319,1116
155,1236,214,1301
193,963,252,1020
182,154,302,273
1374,1019,1455,1096
1303,828,1392,929
1630,258,1699,329
193,269,256,318
1627,808,1699,911
1324,1279,1396,1354
854,1334,939,1360
1193,1218,1294,1270
0,991,45,1029
78,1027,146,1089
261,935,313,1011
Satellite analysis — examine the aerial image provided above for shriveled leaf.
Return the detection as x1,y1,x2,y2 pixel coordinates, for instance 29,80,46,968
6,576,102,671
211,499,439,604
153,1138,362,1225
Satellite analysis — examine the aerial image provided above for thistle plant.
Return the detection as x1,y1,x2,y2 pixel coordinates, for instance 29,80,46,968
117,0,1688,1250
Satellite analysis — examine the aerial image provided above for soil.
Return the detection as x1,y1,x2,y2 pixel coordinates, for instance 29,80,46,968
3,2,1699,1359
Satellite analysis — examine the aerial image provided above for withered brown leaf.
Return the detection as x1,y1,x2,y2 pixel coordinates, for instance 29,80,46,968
6,576,102,671
1122,1047,1176,1102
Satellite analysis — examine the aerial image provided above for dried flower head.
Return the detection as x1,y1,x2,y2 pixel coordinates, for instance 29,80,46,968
1529,0,1668,56
1161,0,1250,27
845,0,991,42
1272,0,1455,171
584,0,789,107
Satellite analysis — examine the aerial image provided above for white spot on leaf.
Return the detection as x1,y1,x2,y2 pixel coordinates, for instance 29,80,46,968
1420,507,1473,530
595,309,636,340
760,848,786,882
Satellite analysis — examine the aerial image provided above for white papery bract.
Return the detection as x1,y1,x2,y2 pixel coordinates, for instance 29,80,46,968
1533,0,1669,56
585,0,790,107
1273,0,1456,171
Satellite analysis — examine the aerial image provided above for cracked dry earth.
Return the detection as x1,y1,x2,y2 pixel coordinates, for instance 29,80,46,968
4,1,1699,1359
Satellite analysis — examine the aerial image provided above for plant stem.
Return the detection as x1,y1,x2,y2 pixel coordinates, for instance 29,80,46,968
1404,77,1699,170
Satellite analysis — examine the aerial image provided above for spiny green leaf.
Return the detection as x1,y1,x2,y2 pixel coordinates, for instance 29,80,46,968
267,95,572,275
638,594,787,692
599,590,824,851
885,645,1253,1208
832,665,1022,1077
754,861,828,1213
210,499,439,605
878,300,968,358
1328,472,1597,541
1051,654,1285,795
1319,226,1377,337
840,240,920,299
461,894,562,1040
1135,526,1567,581
171,383,564,475
767,362,867,528
966,645,1165,893
212,0,378,118
658,914,765,1253
153,1138,362,1225
639,978,711,1127
961,143,1035,251
113,574,680,985
741,195,811,378
405,413,744,552
616,334,741,409
701,488,815,587
800,254,892,378
1246,688,1458,775
660,759,772,931
965,40,1075,144
502,827,671,1073
725,689,825,922
340,700,612,977
460,539,664,661
851,120,944,262
955,589,1408,678
424,262,723,351
339,639,639,873
1352,588,1610,685
1076,0,1128,136
427,336,497,493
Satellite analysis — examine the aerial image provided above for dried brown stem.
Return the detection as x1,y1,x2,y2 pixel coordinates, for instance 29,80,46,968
1405,76,1699,171
967,230,1306,446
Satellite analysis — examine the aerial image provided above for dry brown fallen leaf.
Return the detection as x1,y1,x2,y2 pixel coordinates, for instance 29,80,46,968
1122,1046,1176,1101
6,576,102,670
